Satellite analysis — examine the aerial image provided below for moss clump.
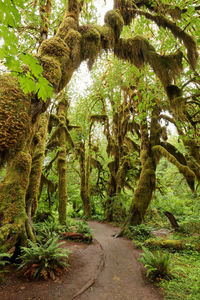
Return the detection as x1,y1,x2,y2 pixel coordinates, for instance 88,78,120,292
80,26,101,69
38,37,70,65
65,29,82,69
39,56,62,91
56,17,78,40
95,24,115,50
0,74,31,165
104,10,124,40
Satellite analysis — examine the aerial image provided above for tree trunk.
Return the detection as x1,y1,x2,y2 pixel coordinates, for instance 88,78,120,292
125,156,155,226
79,142,91,218
26,113,50,218
57,98,68,225
0,152,35,252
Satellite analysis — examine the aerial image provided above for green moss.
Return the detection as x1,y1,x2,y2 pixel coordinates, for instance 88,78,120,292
65,29,82,68
0,74,31,164
104,10,124,40
0,151,32,251
80,26,101,69
26,113,49,217
56,16,78,40
39,56,62,91
145,238,185,250
38,36,70,65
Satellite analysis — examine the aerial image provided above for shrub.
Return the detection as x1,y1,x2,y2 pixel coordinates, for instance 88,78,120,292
138,247,172,280
129,224,152,242
34,220,68,243
74,220,92,236
18,238,70,280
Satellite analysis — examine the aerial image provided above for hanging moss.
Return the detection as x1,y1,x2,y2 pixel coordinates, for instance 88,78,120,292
94,24,115,50
104,10,124,40
114,0,136,25
65,29,82,68
39,56,62,91
152,145,195,182
0,75,32,166
79,26,101,69
115,36,183,87
135,10,198,70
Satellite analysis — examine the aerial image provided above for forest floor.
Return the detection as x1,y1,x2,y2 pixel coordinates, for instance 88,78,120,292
0,221,163,300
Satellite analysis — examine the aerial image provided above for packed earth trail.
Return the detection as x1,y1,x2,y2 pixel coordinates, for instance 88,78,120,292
0,221,163,300
77,221,163,300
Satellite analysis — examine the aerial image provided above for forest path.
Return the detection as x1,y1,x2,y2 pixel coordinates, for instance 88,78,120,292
78,221,163,300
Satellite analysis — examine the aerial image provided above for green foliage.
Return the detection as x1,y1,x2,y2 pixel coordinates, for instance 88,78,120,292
0,0,53,101
138,247,172,280
73,220,92,236
34,220,68,244
18,238,70,280
127,224,153,242
0,252,10,269
159,251,200,299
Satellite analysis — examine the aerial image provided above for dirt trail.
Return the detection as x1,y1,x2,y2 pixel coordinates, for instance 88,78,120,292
78,221,163,300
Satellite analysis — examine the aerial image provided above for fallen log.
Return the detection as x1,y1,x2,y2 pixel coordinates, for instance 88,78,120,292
61,232,92,243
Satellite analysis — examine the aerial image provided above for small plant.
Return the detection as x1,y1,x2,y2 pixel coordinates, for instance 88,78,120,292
18,238,70,280
0,252,10,268
0,253,11,281
34,221,68,243
129,224,152,242
74,220,92,236
138,247,172,280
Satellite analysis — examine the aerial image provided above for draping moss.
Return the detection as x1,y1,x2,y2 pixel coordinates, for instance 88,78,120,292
136,10,198,70
114,0,136,25
152,145,195,187
80,26,101,69
115,36,183,87
104,10,124,40
94,24,115,50
0,75,31,166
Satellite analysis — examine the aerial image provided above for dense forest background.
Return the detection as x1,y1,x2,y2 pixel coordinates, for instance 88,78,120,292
0,0,200,298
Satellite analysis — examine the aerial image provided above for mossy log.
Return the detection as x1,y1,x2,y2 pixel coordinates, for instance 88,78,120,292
144,238,191,251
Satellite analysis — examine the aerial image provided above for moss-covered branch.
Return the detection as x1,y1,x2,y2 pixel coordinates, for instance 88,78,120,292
152,145,196,192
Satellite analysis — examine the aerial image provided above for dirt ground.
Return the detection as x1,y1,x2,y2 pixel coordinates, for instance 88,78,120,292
0,221,163,300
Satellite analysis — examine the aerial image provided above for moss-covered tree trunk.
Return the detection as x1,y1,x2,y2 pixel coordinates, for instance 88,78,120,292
121,105,160,229
0,152,34,252
57,98,69,225
78,141,91,218
26,112,50,218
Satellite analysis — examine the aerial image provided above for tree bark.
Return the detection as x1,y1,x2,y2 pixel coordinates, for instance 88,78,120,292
57,98,68,225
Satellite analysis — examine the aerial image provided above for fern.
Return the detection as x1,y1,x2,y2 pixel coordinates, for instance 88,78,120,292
138,247,172,280
18,238,70,280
